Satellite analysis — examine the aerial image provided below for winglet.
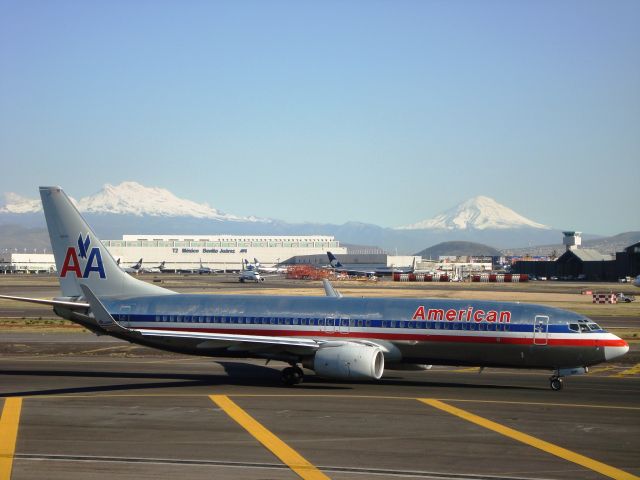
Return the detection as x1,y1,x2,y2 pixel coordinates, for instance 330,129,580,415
80,285,128,333
322,279,343,298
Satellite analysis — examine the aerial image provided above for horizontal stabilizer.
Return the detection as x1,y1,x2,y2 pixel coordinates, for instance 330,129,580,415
0,294,90,310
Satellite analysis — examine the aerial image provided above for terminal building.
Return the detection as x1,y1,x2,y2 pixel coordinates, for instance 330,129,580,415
98,235,346,271
1,235,347,273
0,252,56,274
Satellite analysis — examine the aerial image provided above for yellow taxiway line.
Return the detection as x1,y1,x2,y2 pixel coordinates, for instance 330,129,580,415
0,397,22,480
613,363,640,378
420,398,639,480
209,395,329,480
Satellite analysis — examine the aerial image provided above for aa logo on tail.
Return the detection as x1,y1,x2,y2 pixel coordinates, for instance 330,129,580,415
60,234,106,279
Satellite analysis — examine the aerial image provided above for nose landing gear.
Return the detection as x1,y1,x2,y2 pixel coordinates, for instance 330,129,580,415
549,366,588,390
549,376,563,391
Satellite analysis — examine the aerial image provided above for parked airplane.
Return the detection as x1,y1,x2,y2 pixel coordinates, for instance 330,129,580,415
374,257,417,276
634,275,640,288
117,258,143,274
252,258,287,274
0,187,629,389
326,252,377,278
140,262,162,274
326,252,416,277
197,259,222,275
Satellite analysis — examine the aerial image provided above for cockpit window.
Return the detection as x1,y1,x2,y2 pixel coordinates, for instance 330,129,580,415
587,323,601,331
569,323,579,332
579,324,590,333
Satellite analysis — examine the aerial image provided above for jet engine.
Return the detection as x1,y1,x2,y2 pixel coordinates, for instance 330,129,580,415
310,342,384,380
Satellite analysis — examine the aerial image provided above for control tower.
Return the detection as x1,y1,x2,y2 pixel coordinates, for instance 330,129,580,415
562,231,582,251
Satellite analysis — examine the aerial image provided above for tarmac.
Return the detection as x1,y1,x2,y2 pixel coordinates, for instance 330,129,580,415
1,275,639,479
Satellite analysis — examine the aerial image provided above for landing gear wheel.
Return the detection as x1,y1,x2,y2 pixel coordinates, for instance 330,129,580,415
281,366,303,386
550,377,563,391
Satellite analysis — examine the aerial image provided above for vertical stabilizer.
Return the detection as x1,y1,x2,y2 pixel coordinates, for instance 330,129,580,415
40,186,174,298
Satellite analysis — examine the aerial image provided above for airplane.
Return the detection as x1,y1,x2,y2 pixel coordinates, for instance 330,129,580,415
373,257,418,276
634,275,640,288
117,257,143,274
252,258,287,274
239,269,264,283
326,252,416,278
326,252,377,278
140,262,162,274
0,186,629,390
240,260,264,282
197,259,222,275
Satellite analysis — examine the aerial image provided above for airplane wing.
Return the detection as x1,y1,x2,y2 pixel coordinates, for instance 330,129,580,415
322,279,343,298
133,328,321,349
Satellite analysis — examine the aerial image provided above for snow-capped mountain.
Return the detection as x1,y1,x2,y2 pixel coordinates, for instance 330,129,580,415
397,195,549,231
0,182,267,222
0,192,41,214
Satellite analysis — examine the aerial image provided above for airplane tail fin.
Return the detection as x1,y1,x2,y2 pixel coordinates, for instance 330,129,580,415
40,186,174,298
327,251,342,268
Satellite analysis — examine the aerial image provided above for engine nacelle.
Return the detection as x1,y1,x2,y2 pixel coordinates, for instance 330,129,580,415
312,342,384,380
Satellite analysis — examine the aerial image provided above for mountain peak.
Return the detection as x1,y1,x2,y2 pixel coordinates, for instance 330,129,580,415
397,196,549,231
0,182,266,222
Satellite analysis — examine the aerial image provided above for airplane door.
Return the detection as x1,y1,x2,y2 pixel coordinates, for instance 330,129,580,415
533,315,549,345
339,317,350,334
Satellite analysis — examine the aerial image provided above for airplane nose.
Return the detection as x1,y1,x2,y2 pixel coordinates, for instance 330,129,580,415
604,338,629,361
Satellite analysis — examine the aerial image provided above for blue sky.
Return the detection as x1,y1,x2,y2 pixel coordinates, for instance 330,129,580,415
1,0,638,235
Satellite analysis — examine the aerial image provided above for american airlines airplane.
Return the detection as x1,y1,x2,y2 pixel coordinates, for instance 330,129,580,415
0,187,629,390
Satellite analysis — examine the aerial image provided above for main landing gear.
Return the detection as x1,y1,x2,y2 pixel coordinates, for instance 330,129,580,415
281,365,304,386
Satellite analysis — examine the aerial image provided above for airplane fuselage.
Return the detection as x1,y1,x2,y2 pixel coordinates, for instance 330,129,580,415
64,294,626,370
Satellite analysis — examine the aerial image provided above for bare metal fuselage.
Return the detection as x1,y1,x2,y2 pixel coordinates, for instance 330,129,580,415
59,294,624,370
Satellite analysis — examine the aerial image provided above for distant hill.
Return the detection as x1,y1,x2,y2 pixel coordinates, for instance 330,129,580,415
0,224,50,252
416,241,501,258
